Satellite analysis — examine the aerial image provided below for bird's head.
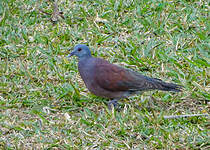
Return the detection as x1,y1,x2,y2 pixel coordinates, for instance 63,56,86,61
68,44,92,59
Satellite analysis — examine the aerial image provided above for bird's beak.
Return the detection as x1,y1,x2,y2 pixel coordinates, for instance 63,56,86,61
67,49,75,57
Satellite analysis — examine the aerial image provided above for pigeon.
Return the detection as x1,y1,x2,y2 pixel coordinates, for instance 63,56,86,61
68,44,182,109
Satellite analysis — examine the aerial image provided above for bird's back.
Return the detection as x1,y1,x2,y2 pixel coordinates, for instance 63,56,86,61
78,57,182,98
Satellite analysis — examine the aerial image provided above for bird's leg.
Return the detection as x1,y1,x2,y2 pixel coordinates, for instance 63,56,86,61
108,99,119,110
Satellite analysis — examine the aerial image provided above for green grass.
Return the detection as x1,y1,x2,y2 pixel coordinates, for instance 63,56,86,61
0,0,209,149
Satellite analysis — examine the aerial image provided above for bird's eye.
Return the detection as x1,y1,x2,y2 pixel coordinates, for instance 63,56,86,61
78,48,82,51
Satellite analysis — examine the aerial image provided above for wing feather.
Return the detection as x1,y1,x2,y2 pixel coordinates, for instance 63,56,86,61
93,59,150,91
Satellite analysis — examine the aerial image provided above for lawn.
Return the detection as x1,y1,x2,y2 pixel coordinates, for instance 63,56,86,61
0,0,209,149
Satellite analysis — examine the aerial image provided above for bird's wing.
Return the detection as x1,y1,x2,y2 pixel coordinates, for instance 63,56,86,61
93,60,151,92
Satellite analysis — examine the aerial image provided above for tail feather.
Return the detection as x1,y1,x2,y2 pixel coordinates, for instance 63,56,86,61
149,78,183,92
158,81,182,92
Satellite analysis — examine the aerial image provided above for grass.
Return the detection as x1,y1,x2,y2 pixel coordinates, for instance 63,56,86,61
0,0,209,149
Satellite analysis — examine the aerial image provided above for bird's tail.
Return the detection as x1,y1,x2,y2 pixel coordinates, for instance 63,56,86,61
149,78,183,92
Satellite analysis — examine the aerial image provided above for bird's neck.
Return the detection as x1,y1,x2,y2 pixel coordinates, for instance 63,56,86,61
78,55,92,61
78,56,94,76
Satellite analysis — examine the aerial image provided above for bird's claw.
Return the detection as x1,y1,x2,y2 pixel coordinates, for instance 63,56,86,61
108,99,118,110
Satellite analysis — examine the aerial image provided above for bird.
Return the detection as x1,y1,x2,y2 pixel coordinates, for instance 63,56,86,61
68,44,182,109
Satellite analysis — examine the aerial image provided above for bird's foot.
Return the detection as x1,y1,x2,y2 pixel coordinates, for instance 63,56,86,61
108,99,119,110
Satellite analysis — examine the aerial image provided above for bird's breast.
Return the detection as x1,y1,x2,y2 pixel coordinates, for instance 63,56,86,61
78,60,96,89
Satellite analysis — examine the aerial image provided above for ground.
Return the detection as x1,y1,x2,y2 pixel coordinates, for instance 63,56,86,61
0,0,209,149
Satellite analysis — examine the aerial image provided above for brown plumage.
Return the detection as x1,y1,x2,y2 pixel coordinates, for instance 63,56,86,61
68,44,182,108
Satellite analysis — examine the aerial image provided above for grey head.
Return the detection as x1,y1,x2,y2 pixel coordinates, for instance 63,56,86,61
68,44,92,60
